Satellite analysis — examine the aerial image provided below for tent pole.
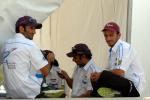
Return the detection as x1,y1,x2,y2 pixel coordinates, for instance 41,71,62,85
126,0,133,43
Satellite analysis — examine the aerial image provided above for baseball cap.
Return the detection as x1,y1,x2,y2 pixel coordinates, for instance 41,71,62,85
67,43,91,57
102,22,120,33
16,16,42,29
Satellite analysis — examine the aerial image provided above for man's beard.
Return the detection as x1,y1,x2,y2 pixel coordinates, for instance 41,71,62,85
24,30,34,40
26,36,33,40
78,64,85,68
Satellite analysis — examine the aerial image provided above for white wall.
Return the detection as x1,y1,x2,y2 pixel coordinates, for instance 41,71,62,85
132,0,150,97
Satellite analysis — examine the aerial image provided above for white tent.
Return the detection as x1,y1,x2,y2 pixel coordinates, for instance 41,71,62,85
0,0,129,96
35,0,129,78
3,0,150,98
34,0,129,96
0,0,129,78
0,0,63,63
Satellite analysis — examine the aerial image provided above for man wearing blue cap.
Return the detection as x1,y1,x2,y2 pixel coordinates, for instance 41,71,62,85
57,43,103,97
2,16,54,98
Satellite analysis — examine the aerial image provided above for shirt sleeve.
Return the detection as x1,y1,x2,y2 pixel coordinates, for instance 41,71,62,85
29,45,48,70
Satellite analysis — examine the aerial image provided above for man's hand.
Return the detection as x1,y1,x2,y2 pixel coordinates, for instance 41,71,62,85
91,72,101,82
111,69,125,76
57,70,73,88
47,52,55,64
40,51,55,77
57,70,69,79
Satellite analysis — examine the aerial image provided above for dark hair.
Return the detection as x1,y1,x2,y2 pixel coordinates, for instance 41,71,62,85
41,50,59,66
116,31,120,34
42,50,53,59
77,51,92,60
15,25,26,33
15,26,19,33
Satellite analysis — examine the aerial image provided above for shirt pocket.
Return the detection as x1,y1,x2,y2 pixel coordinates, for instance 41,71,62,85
80,74,89,89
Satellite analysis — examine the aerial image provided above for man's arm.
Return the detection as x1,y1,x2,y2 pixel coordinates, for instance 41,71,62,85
65,76,73,89
40,64,52,77
111,69,125,76
91,72,101,82
40,52,55,77
57,70,73,89
90,69,125,82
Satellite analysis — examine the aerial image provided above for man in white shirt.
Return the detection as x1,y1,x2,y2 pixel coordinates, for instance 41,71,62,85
2,16,54,99
91,22,145,97
57,43,103,97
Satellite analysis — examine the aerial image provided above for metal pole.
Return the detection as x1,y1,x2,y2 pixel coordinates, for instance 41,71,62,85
126,0,133,43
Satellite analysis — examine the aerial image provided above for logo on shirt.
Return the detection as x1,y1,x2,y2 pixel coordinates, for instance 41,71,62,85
81,74,88,88
3,48,17,59
115,58,122,66
118,60,122,65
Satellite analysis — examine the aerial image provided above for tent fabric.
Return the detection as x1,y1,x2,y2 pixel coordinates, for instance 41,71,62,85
0,0,129,97
0,0,63,63
35,0,128,77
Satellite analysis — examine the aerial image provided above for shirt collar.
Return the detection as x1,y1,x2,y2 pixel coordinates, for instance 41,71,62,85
110,39,122,53
15,33,26,39
15,33,33,41
83,59,93,71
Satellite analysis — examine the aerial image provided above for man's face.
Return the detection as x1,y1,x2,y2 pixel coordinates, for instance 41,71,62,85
23,26,36,40
72,55,85,67
103,30,120,47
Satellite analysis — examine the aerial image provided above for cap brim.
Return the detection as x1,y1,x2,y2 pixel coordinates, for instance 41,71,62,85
66,52,74,57
102,28,117,33
35,23,42,29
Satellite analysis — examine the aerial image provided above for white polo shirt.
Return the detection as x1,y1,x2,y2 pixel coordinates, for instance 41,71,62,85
2,33,48,98
71,59,103,97
108,39,145,94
